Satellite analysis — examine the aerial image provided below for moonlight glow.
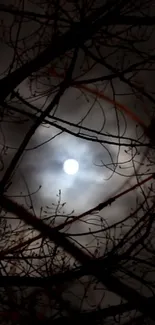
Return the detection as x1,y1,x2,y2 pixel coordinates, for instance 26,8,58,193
63,159,79,175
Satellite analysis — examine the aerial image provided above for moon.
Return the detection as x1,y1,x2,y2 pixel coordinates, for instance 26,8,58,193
63,159,79,175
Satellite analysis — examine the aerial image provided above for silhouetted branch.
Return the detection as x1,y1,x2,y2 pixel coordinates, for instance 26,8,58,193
1,195,155,320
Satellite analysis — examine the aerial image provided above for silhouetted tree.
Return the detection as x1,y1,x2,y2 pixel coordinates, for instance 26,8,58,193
0,1,155,324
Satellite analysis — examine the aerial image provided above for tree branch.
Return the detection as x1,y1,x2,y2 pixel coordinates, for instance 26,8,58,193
1,195,155,320
0,49,78,192
0,2,118,102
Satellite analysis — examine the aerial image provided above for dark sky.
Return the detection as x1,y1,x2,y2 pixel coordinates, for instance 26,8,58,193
0,0,154,242
0,0,155,317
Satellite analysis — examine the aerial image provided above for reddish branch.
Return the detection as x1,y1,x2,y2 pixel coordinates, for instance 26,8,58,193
49,68,146,128
0,2,120,102
0,173,153,259
0,194,155,320
0,49,78,194
1,4,155,25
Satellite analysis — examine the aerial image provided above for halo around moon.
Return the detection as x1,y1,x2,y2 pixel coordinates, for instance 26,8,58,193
63,159,79,175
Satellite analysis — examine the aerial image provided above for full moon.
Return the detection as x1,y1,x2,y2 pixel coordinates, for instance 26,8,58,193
63,159,79,175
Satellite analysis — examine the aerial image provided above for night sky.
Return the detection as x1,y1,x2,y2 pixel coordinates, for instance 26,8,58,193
0,0,155,321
